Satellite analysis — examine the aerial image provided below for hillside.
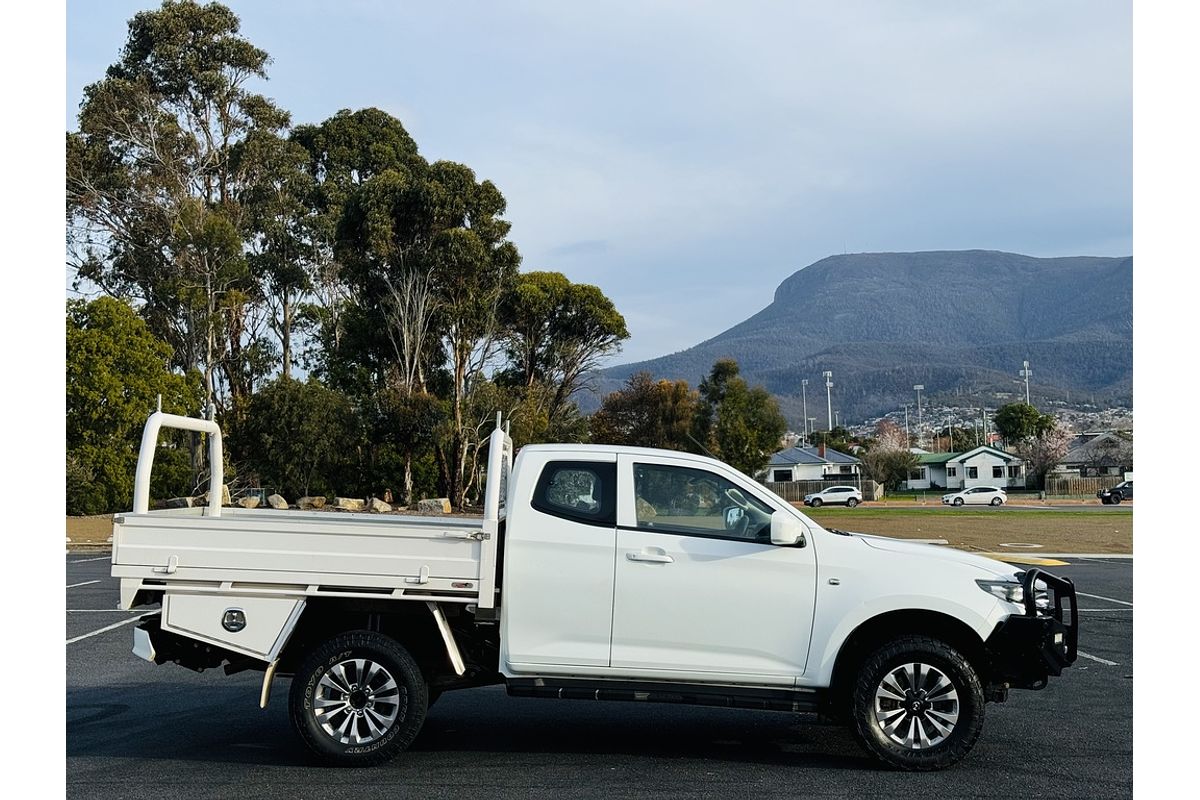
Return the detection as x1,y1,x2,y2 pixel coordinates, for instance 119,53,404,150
596,250,1132,425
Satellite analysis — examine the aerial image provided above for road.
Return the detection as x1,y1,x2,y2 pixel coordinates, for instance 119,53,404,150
66,554,1132,799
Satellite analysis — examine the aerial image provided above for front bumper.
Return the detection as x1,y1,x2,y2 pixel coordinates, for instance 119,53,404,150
984,568,1078,691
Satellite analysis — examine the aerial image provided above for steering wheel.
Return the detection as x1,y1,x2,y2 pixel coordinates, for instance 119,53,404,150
724,487,749,509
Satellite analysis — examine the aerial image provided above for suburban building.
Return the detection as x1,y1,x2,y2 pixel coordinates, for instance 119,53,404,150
763,444,862,483
1052,431,1133,477
904,445,1026,490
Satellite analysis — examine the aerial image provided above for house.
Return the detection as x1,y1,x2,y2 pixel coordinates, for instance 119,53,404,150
904,446,1026,490
1052,431,1133,477
763,444,862,483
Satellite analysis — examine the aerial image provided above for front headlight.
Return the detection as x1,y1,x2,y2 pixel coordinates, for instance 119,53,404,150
976,579,1024,604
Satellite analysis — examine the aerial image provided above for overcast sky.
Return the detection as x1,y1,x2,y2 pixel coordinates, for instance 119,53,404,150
66,0,1131,365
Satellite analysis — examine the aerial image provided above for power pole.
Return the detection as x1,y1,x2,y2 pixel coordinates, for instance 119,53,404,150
1020,360,1032,405
904,404,910,448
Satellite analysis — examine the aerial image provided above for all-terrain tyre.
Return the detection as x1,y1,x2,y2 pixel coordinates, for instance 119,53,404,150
848,635,985,771
289,631,428,766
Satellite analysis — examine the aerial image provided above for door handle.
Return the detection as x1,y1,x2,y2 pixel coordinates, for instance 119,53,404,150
627,551,674,564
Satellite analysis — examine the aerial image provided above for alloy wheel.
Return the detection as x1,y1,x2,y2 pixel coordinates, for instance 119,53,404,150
313,657,403,745
873,662,960,749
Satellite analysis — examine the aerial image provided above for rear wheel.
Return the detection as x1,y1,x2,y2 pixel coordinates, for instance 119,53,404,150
849,635,985,771
846,497,859,508
289,631,428,766
989,497,1002,506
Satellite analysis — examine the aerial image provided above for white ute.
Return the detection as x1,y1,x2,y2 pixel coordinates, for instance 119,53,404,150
113,411,1078,770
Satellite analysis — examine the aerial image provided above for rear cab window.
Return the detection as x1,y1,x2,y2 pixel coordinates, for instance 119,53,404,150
531,461,617,527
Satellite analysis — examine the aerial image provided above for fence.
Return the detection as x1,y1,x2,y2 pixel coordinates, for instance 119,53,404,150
763,479,884,502
1045,476,1124,497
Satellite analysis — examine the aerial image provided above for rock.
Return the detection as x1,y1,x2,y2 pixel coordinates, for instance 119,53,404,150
417,497,452,514
165,496,193,509
369,497,392,513
335,497,366,511
636,497,657,518
267,493,288,510
195,485,232,506
298,496,327,510
239,495,261,509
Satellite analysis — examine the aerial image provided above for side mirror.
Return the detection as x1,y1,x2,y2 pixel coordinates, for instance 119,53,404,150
770,511,806,546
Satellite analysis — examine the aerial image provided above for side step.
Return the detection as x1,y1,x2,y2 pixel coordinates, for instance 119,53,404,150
506,677,823,713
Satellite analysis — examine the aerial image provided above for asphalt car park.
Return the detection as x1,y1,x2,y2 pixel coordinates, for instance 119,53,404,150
66,553,1132,799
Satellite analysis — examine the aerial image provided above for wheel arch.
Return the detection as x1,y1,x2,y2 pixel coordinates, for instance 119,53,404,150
276,598,452,681
826,609,988,712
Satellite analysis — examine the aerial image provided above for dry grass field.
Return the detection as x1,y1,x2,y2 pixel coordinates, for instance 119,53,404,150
802,507,1133,553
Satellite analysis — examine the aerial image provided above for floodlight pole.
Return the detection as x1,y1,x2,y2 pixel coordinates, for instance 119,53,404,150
801,379,809,443
1020,360,1032,405
913,384,924,440
823,371,833,431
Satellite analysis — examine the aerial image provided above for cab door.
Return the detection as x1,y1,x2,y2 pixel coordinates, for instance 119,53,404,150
501,457,617,668
609,454,818,685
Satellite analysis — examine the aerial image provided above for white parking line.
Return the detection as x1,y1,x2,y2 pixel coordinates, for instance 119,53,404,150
1079,608,1134,612
1077,650,1120,666
66,580,100,589
1077,591,1133,607
67,608,138,613
66,613,152,645
69,556,110,563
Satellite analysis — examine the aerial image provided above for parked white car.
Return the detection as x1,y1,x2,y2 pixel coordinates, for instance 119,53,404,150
803,485,863,507
942,487,1007,507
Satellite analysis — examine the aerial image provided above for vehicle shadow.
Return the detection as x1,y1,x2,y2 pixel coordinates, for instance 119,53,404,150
66,683,876,771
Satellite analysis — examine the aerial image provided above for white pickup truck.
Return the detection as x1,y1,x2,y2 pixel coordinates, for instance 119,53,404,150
113,411,1077,771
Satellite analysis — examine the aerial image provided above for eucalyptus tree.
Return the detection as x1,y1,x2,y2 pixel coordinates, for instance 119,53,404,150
305,109,521,507
66,0,288,423
499,271,629,425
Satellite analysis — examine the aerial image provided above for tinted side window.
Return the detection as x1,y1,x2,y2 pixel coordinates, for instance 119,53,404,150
532,461,616,527
633,462,774,542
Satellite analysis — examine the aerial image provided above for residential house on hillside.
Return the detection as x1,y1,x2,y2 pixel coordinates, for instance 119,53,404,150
763,444,861,483
1052,431,1133,477
904,446,1026,490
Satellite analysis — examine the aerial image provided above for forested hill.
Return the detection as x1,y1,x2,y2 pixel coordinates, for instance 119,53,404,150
597,250,1133,425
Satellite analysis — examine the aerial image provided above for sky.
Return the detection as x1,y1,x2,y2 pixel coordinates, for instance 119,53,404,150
65,0,1132,365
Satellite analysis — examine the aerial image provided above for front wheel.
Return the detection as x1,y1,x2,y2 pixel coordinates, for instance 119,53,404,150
952,497,964,507
846,497,859,508
849,635,985,771
1111,493,1123,504
810,498,823,507
289,631,428,766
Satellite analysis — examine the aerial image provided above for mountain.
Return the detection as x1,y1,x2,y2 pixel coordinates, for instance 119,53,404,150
595,250,1132,426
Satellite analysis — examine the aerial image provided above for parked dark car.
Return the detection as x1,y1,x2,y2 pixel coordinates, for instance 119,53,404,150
1097,480,1133,504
